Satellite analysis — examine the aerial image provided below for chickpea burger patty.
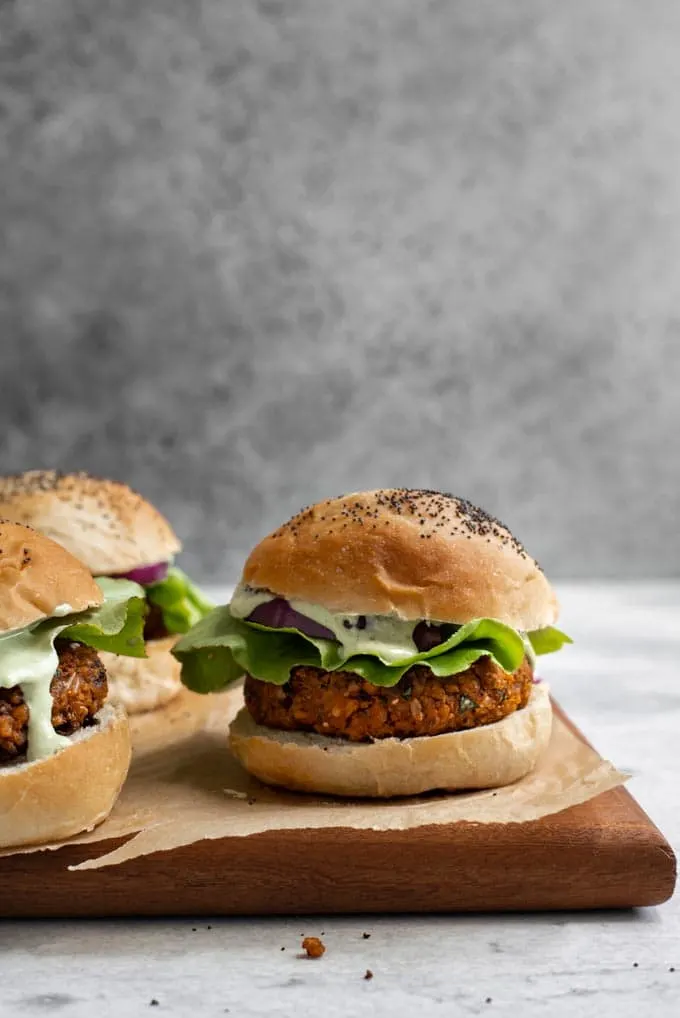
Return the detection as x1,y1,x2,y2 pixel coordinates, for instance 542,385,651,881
244,656,534,743
0,641,107,763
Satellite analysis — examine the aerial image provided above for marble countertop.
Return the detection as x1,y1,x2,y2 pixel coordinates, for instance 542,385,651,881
2,583,678,1017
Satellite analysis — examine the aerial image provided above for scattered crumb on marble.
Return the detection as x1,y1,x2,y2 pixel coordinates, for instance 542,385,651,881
302,937,325,958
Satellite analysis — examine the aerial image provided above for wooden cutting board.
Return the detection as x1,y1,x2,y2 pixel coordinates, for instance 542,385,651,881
0,704,675,917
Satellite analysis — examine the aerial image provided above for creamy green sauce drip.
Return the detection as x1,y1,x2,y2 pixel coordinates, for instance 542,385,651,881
522,637,537,670
230,584,535,667
0,617,73,763
230,584,424,663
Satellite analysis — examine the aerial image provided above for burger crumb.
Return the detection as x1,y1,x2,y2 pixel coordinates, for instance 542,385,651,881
364,969,373,980
362,932,371,939
302,936,325,958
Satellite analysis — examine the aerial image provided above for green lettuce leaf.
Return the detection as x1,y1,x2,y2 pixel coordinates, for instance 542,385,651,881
62,577,147,657
527,625,573,656
145,567,213,635
173,606,531,693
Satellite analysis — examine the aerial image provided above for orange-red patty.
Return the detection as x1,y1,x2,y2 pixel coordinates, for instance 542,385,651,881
0,641,107,762
244,656,533,742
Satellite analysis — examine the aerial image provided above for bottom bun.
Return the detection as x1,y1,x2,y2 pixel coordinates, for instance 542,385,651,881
101,636,182,714
0,702,131,849
228,682,552,798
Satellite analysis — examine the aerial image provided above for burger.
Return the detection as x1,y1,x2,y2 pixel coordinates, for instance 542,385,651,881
0,471,212,714
174,490,571,798
0,520,146,848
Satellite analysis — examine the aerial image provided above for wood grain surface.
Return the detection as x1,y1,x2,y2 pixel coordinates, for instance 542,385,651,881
1,704,675,917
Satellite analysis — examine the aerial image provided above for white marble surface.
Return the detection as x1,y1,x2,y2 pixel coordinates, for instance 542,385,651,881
2,583,678,1017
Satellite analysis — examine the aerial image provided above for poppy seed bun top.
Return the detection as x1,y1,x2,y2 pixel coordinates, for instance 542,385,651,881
0,471,181,574
242,489,558,632
0,520,103,633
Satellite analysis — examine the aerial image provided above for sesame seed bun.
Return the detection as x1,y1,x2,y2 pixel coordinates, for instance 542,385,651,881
243,489,558,632
0,703,131,849
0,471,181,574
228,682,553,798
0,520,102,634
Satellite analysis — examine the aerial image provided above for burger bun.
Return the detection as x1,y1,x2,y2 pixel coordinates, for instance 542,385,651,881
243,489,558,631
228,682,552,798
0,703,131,849
100,636,182,714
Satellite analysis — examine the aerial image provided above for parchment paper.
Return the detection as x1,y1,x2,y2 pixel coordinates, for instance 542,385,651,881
3,686,627,870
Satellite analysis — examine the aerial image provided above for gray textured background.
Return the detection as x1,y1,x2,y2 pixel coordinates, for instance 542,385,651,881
1,0,679,581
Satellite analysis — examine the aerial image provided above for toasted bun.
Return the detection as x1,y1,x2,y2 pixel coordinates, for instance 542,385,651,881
228,682,552,798
0,520,103,634
0,471,181,574
243,489,558,630
100,636,182,714
0,703,131,849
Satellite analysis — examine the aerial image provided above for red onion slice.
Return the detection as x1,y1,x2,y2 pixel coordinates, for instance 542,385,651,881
248,602,464,651
412,621,445,651
246,598,336,641
117,561,169,586
412,621,461,651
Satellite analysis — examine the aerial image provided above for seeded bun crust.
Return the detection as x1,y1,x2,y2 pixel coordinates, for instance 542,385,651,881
0,703,131,849
243,489,558,631
100,636,182,714
229,682,552,798
0,520,103,634
0,471,181,574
